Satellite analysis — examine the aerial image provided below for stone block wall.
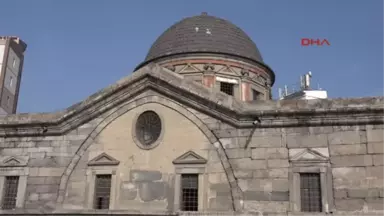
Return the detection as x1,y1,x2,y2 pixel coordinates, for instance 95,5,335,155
0,133,85,212
212,124,383,213
0,76,381,216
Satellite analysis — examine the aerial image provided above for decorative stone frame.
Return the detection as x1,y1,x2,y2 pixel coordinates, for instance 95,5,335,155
289,150,334,213
0,156,28,211
173,151,208,212
214,76,240,99
132,109,165,150
250,81,267,100
85,153,120,210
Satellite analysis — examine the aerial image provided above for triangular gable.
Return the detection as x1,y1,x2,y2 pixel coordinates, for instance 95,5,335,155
0,64,244,137
173,151,207,164
290,148,328,162
180,64,200,73
0,156,28,167
88,153,120,166
218,65,235,74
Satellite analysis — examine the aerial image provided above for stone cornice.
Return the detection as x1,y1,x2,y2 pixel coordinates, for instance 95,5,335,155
0,64,382,137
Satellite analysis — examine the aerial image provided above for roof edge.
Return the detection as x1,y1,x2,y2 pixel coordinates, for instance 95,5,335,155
0,65,381,136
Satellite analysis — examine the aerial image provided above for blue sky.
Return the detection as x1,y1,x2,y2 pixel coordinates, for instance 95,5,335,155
1,0,383,113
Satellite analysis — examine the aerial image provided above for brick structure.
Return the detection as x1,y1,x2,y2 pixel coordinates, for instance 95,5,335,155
0,13,382,216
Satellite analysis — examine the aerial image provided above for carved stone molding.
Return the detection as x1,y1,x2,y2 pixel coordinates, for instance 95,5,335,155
87,153,120,166
0,156,28,167
203,63,215,71
164,65,175,72
157,57,272,82
240,69,249,77
173,151,207,165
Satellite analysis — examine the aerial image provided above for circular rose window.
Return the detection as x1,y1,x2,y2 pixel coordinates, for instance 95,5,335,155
135,111,162,148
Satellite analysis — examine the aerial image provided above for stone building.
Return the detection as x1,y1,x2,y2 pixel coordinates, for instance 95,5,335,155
0,13,382,215
0,37,27,115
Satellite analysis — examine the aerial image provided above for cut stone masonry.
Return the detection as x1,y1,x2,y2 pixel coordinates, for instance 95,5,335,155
0,65,382,215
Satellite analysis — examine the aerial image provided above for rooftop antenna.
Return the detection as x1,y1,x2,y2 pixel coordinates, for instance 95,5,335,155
279,71,327,100
303,71,312,90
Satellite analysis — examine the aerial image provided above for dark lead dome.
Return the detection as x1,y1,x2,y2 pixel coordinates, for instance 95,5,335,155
136,13,265,69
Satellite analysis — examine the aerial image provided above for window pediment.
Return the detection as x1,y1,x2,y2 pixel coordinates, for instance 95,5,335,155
0,156,28,167
88,153,120,166
173,151,207,165
290,148,328,163
289,148,333,213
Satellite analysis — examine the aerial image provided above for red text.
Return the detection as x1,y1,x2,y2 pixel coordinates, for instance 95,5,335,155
301,38,330,46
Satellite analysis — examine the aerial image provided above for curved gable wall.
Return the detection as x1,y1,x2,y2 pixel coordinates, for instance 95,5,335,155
62,101,231,212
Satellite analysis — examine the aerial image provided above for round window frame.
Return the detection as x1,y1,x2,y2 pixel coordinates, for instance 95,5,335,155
132,110,164,150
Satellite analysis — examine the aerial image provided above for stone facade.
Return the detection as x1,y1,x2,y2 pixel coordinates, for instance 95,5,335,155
0,65,382,215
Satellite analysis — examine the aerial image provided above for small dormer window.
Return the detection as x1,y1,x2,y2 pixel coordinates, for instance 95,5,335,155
220,82,234,96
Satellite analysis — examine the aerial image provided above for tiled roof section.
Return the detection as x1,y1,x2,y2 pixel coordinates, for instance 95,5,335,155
144,13,263,64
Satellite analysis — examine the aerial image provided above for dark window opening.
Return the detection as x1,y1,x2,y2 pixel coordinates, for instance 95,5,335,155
136,111,162,146
300,173,322,212
6,96,10,107
220,82,234,96
94,174,111,210
181,174,198,211
2,176,19,210
252,89,264,100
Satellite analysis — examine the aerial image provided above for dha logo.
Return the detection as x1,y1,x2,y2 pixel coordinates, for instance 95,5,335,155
301,38,330,46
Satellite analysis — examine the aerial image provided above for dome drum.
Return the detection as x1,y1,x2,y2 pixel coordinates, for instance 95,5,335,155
135,12,275,101
158,57,272,101
155,55,273,84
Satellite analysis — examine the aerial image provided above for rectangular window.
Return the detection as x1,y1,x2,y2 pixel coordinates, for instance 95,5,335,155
220,82,234,96
181,174,198,211
252,89,264,100
93,174,111,210
300,173,322,212
2,176,19,210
